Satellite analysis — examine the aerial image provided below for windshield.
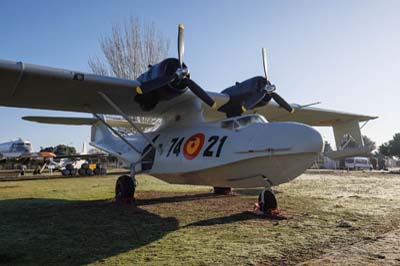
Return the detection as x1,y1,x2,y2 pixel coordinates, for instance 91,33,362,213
10,143,31,153
236,115,265,128
220,115,266,130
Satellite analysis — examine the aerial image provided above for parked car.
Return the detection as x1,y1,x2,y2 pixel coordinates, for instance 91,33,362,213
345,157,373,170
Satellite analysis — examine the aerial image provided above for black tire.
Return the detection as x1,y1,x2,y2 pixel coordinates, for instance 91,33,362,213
81,163,89,170
61,169,70,176
66,164,74,171
70,169,77,176
115,175,135,203
78,168,86,176
213,187,232,195
93,168,100,175
258,190,278,213
85,168,93,176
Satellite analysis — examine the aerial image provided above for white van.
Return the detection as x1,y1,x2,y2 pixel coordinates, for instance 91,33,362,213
345,157,372,170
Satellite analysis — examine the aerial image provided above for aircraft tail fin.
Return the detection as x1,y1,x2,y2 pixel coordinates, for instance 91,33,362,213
326,120,374,160
90,115,116,144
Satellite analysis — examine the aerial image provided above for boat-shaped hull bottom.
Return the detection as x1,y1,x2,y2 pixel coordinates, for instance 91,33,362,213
152,152,318,188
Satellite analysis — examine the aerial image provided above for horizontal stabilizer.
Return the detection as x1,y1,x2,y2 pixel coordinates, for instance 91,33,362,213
22,116,155,129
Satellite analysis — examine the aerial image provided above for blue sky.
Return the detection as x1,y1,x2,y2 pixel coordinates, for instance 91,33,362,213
0,0,399,151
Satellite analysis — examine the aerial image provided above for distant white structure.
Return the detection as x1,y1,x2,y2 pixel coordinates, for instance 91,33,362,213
323,156,338,169
345,157,372,170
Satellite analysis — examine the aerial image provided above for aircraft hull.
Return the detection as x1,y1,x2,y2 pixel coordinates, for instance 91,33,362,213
152,152,318,188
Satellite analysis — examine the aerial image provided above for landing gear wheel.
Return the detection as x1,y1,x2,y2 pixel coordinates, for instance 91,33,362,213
78,168,86,176
61,169,70,176
115,175,135,204
70,169,77,176
85,168,93,176
258,190,278,215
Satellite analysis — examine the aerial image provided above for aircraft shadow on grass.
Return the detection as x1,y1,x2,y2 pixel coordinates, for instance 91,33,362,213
185,211,259,227
184,211,286,228
136,192,221,206
0,198,178,266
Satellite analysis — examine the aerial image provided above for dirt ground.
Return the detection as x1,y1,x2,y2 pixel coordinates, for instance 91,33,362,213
0,170,400,265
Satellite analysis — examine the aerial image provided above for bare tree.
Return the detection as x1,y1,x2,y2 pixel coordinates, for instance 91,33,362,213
89,17,169,134
89,16,169,79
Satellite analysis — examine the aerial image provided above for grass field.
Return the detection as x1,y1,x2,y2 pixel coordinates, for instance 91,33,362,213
1,171,400,265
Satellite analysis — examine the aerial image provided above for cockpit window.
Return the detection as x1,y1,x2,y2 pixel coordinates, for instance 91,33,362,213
220,115,266,130
10,143,31,153
221,120,234,129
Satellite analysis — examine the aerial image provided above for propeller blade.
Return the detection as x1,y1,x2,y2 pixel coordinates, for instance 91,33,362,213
137,75,176,94
178,24,185,68
262,48,268,81
261,93,272,104
185,79,217,109
271,92,294,113
243,91,267,111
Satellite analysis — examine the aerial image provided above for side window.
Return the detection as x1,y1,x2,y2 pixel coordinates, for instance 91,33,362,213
237,117,251,127
221,120,234,129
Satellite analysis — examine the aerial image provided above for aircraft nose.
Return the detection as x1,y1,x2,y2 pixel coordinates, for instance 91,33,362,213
248,122,324,155
297,124,324,153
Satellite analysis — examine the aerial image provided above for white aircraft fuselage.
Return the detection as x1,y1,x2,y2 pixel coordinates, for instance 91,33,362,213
92,114,324,188
0,139,33,159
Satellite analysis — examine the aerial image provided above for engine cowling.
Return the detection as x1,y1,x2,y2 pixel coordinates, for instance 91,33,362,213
218,76,269,117
135,58,188,111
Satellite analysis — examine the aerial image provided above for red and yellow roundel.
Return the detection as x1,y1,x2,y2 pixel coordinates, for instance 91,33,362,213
183,133,205,160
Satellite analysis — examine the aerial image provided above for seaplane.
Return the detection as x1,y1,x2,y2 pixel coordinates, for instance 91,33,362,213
0,24,376,214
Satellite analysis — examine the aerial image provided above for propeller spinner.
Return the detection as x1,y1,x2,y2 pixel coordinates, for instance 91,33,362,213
136,24,217,109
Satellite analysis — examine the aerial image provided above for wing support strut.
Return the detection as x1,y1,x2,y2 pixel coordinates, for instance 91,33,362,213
91,112,142,155
97,92,157,149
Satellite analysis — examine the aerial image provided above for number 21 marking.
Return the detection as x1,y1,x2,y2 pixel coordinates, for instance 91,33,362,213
203,136,227,157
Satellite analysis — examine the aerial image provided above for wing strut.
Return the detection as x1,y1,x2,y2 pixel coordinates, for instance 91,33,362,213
98,92,157,149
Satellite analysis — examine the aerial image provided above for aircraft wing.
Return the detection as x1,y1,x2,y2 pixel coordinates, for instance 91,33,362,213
0,60,176,116
53,153,107,159
252,102,377,126
203,93,377,125
22,115,157,131
0,59,376,127
0,59,229,118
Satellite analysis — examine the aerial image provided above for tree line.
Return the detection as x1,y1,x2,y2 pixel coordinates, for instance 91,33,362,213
40,145,76,156
379,133,400,158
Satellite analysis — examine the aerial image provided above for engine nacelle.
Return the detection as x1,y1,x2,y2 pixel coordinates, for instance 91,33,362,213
218,76,268,117
135,58,188,111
